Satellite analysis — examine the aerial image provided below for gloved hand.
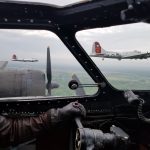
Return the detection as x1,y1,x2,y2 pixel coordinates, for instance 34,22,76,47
59,101,86,118
50,102,86,125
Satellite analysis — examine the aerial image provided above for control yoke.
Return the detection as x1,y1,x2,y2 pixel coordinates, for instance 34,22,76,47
74,118,129,150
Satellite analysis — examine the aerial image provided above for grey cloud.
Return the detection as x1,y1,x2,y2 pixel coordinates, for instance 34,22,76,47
76,22,150,52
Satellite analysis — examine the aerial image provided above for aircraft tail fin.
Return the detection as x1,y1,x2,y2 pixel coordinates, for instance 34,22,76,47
91,42,106,56
12,54,17,60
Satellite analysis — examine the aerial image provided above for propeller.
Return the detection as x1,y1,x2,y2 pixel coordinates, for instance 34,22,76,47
71,74,86,96
46,46,52,95
46,46,59,95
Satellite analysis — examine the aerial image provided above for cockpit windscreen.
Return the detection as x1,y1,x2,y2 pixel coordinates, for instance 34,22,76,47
76,23,150,90
0,29,98,98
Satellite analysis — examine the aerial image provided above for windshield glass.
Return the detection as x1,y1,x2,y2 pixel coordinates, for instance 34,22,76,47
0,29,98,98
76,23,150,90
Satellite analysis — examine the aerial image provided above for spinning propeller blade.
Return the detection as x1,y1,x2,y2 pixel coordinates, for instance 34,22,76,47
46,46,52,95
46,46,59,95
72,74,86,96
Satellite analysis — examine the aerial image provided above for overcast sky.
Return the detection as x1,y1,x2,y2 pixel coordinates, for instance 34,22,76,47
76,22,150,70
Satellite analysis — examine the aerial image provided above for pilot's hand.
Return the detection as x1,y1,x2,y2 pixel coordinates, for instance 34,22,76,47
50,102,86,125
59,102,86,118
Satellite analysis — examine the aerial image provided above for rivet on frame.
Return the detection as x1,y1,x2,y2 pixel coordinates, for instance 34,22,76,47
17,19,21,22
83,17,88,21
96,76,99,78
30,19,34,23
84,61,87,64
137,1,141,4
74,25,78,28
90,68,93,71
17,103,20,106
48,101,50,104
65,36,68,40
94,99,97,101
48,20,51,23
78,54,81,56
103,91,106,94
92,18,96,21
27,102,30,105
38,102,40,104
72,45,75,48
24,8,28,13
67,100,70,103
4,18,8,22
6,104,8,106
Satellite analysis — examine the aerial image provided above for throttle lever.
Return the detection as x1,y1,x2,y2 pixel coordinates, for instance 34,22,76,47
74,118,129,150
75,117,83,129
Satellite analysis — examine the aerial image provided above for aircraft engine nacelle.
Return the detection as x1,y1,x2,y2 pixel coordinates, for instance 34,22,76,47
0,70,45,97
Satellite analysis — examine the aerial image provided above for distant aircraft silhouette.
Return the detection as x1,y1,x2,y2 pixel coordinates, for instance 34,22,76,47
90,42,150,60
0,47,59,97
12,54,38,62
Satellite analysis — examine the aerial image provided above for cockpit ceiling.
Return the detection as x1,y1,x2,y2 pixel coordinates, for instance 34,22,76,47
0,0,150,31
5,0,89,6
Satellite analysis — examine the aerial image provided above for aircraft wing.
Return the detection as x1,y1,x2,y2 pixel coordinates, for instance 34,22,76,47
12,59,38,62
0,61,8,70
122,52,150,59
